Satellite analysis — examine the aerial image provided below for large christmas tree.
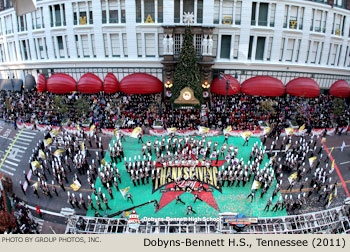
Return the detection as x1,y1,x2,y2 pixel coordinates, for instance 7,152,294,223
171,26,203,104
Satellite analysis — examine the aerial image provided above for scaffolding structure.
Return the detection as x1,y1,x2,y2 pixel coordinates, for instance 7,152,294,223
65,204,350,234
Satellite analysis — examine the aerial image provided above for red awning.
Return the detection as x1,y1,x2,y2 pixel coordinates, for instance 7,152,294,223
119,73,163,94
286,78,320,98
47,73,76,94
210,75,240,95
77,73,103,94
37,74,47,92
103,73,119,94
329,80,350,98
241,76,285,96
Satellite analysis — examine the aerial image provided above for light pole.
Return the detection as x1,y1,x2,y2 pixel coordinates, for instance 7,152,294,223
218,72,238,108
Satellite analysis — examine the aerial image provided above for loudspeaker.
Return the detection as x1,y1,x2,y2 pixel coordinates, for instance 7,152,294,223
13,0,37,16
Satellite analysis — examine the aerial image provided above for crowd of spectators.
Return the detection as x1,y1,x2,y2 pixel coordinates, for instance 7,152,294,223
0,90,349,131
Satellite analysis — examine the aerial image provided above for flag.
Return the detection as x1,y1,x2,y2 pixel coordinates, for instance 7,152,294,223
327,192,333,208
44,138,52,147
241,131,251,140
331,160,335,169
198,126,210,134
38,150,46,160
251,180,261,190
53,149,65,158
31,182,38,189
329,147,334,155
341,141,346,152
90,125,95,132
81,141,85,152
321,137,327,143
285,128,294,135
31,161,40,170
70,180,81,191
223,126,232,134
76,124,80,131
131,127,142,138
285,144,291,151
308,156,317,167
288,172,298,184
114,129,118,136
120,186,130,200
263,127,271,134
299,124,305,131
50,129,59,137
167,127,177,133
101,159,106,166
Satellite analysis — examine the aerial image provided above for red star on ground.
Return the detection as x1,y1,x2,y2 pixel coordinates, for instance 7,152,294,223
155,160,226,212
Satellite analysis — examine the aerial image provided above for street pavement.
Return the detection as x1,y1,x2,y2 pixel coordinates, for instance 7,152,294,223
2,119,350,232
263,133,350,215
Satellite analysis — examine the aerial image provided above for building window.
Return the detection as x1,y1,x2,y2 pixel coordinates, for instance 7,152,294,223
32,7,44,30
284,5,304,30
81,35,90,57
5,15,13,34
285,39,295,62
295,39,301,63
311,9,327,33
251,2,270,26
135,0,163,23
50,4,66,27
332,14,345,36
91,34,96,58
137,33,142,57
102,0,121,24
279,38,285,61
331,44,338,65
35,37,47,59
122,33,128,57
103,34,109,57
248,36,254,60
145,33,156,57
73,1,93,25
174,33,182,55
255,37,265,60
174,0,203,24
195,34,202,56
21,40,29,60
220,35,231,59
111,34,121,57
158,34,164,56
18,15,27,32
214,0,242,25
266,37,273,61
310,41,319,64
233,35,239,59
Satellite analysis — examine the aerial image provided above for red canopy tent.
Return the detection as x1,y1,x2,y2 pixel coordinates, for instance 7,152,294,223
286,78,320,98
329,80,350,98
119,73,163,94
103,73,119,94
241,76,285,96
77,73,103,94
47,73,77,94
37,74,47,92
210,75,240,95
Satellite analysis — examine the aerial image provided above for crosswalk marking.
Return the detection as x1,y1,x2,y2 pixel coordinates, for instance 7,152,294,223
7,155,22,161
0,169,14,176
12,144,27,150
20,134,35,139
2,164,16,171
22,130,37,135
4,160,18,166
16,141,30,145
18,137,32,142
6,148,25,153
